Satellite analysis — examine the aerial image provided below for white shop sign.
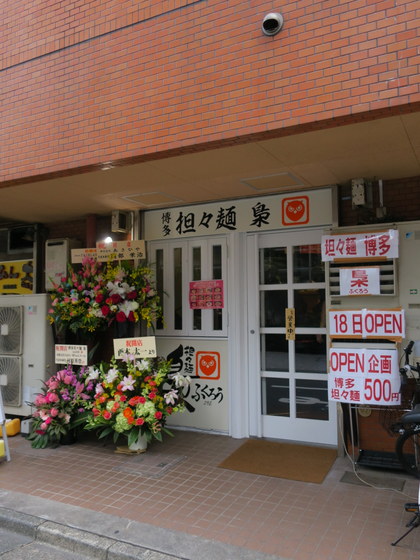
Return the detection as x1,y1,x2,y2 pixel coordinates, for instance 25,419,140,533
321,229,398,261
113,337,157,359
328,347,400,405
339,267,380,296
329,309,405,341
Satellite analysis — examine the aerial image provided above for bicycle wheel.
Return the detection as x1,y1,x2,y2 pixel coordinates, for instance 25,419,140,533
395,428,420,478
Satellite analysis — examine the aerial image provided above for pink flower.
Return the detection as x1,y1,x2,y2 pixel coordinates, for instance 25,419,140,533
102,411,112,420
40,422,48,430
50,408,59,417
46,392,59,403
135,418,145,426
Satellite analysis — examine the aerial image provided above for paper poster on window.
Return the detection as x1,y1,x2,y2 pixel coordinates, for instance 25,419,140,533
189,280,224,309
339,267,380,296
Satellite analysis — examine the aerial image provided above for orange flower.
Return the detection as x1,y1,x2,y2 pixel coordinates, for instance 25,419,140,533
123,407,133,418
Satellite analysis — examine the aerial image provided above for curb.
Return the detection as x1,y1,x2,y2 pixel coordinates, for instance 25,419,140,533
0,508,179,560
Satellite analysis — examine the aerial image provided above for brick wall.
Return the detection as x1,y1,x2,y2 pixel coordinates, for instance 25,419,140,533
1,0,419,185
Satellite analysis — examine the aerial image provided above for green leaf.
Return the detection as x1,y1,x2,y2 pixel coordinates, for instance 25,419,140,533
98,427,113,439
127,429,139,447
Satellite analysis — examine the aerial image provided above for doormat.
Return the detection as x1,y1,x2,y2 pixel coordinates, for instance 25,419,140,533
340,470,406,492
218,439,337,483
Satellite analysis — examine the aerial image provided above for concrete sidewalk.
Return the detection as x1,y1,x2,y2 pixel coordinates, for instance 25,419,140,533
0,489,285,560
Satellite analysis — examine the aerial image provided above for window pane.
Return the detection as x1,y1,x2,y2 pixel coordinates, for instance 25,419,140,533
260,290,287,327
262,377,289,416
260,247,287,284
261,334,288,372
293,245,324,283
192,246,201,281
295,334,327,374
296,379,329,420
294,289,325,328
193,309,202,330
174,247,183,330
212,245,222,279
155,249,164,330
213,308,222,330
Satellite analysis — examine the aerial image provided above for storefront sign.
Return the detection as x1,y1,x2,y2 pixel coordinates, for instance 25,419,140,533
321,229,398,261
113,336,157,359
189,280,224,309
339,267,380,296
157,338,228,432
144,188,333,240
328,347,401,405
329,309,405,341
0,260,33,294
285,308,295,340
55,344,88,366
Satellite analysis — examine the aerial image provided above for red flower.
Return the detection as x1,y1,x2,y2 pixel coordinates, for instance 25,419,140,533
95,294,104,303
119,394,127,402
35,429,46,435
138,396,146,404
135,418,145,426
116,311,126,322
127,290,137,300
101,305,110,317
166,407,173,415
93,408,100,417
127,311,136,322
154,411,163,419
111,293,122,304
129,396,142,406
102,411,112,420
148,392,156,400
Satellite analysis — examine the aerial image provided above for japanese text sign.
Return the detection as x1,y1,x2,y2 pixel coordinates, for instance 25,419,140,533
328,347,400,405
55,344,88,366
189,280,224,309
339,267,380,296
321,229,398,261
113,336,157,359
96,240,146,261
329,308,405,341
285,308,295,340
71,247,97,263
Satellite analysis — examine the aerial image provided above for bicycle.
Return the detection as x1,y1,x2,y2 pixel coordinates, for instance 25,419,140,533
391,340,420,546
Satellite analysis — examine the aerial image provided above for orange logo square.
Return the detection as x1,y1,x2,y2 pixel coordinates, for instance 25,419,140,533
196,351,220,380
282,196,309,225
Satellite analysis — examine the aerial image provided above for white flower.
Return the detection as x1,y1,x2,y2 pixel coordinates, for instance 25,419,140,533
170,373,191,389
105,368,119,383
164,389,178,405
119,299,139,317
135,359,150,371
86,367,100,381
95,384,104,396
121,374,135,392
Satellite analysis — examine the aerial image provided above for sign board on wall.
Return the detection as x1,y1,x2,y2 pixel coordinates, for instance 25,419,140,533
55,344,88,366
0,260,33,294
143,188,334,240
321,229,398,261
156,338,228,433
329,309,405,341
328,347,401,405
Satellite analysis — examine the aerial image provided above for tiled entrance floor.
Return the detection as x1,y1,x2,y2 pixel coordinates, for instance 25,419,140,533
1,430,420,560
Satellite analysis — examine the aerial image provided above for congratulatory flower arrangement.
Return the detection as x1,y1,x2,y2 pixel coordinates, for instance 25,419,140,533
28,365,99,449
83,354,191,447
47,257,162,334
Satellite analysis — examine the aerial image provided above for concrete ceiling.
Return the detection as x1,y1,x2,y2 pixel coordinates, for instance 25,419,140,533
1,112,420,224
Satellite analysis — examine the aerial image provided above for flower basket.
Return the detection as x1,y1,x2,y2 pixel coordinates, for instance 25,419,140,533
83,353,191,449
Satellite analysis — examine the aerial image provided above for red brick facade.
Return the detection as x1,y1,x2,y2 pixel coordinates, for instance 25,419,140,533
2,0,420,185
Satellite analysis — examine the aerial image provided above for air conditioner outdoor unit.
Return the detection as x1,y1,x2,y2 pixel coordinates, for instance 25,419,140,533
0,294,55,416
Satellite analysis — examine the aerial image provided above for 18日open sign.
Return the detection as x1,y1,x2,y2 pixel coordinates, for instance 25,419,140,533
329,309,405,341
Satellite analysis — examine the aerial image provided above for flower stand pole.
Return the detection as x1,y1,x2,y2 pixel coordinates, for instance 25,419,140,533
115,433,148,455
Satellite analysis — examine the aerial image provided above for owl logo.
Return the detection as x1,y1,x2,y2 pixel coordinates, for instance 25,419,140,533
282,196,309,225
196,352,220,379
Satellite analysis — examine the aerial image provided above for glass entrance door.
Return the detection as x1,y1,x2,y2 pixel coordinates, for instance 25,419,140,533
248,230,337,445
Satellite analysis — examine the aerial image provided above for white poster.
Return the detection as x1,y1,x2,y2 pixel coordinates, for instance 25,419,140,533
339,267,380,296
113,336,157,359
329,308,405,341
321,229,398,261
328,347,400,405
